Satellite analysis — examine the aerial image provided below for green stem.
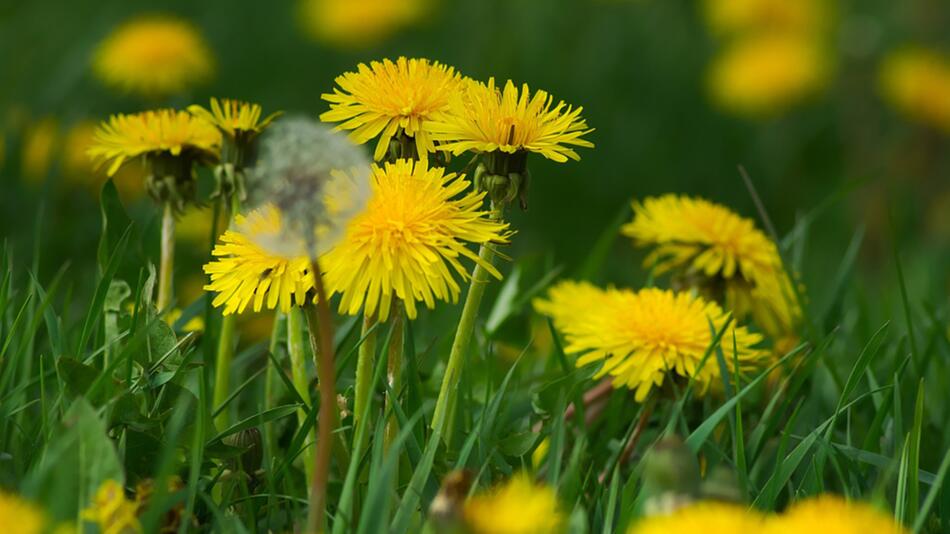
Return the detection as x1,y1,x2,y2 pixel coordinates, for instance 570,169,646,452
287,307,315,486
354,313,377,433
157,202,175,311
306,261,336,534
264,312,285,469
212,314,236,430
384,302,404,453
431,206,502,443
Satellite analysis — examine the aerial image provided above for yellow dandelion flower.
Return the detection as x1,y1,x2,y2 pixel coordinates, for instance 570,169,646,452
21,116,59,183
880,47,950,133
188,98,282,141
204,206,316,315
298,0,429,49
322,158,509,321
320,57,463,162
534,282,767,401
708,34,828,116
766,495,907,534
93,15,213,98
463,473,564,534
81,479,142,534
622,194,801,340
629,501,766,534
0,490,48,534
426,78,594,163
703,0,828,37
88,109,220,177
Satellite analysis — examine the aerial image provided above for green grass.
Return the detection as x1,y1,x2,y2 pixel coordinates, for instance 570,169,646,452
0,174,948,533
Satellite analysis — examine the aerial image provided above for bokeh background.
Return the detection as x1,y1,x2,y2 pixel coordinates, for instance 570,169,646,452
2,0,948,334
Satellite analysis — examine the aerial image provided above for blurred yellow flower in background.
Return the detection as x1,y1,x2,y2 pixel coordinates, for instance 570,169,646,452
81,479,141,534
21,117,59,183
880,47,950,133
708,34,828,117
535,283,767,401
322,159,510,321
427,78,594,163
175,206,225,244
463,473,564,534
765,495,907,534
703,0,828,38
321,57,462,162
298,0,430,49
0,490,49,534
629,501,766,534
93,15,214,98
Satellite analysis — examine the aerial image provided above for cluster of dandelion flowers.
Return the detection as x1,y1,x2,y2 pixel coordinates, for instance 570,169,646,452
0,491,48,534
708,34,828,116
241,117,372,259
879,48,950,133
93,15,214,98
766,495,908,534
322,158,510,321
298,0,429,49
622,194,801,339
426,78,594,164
535,282,767,401
204,207,316,315
629,502,766,534
88,109,220,177
320,57,462,162
462,473,564,534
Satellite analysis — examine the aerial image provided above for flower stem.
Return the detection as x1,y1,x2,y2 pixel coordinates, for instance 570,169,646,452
305,260,336,534
431,205,502,443
212,313,236,430
287,307,315,485
384,302,404,452
353,313,377,433
157,201,175,311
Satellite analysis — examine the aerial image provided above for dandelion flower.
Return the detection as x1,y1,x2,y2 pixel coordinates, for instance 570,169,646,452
427,78,594,163
93,15,213,98
880,47,950,133
323,158,510,321
81,479,141,534
204,207,315,315
320,57,462,162
708,34,828,116
463,473,564,534
535,283,767,401
298,0,429,49
703,0,828,37
88,109,220,177
188,98,282,142
0,490,48,534
21,117,58,183
766,495,907,534
629,501,766,534
622,194,801,341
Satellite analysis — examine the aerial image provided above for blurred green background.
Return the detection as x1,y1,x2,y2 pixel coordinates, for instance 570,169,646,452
1,0,948,324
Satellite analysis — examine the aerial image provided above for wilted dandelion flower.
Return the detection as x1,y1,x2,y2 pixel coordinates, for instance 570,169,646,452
535,283,766,401
320,57,462,162
630,501,766,534
241,117,372,259
708,34,828,116
298,0,429,49
622,195,801,341
322,158,510,321
0,490,48,534
462,473,564,534
93,15,213,98
703,0,828,37
766,495,907,534
81,479,141,534
204,206,316,315
21,116,58,182
427,78,594,163
880,48,950,133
